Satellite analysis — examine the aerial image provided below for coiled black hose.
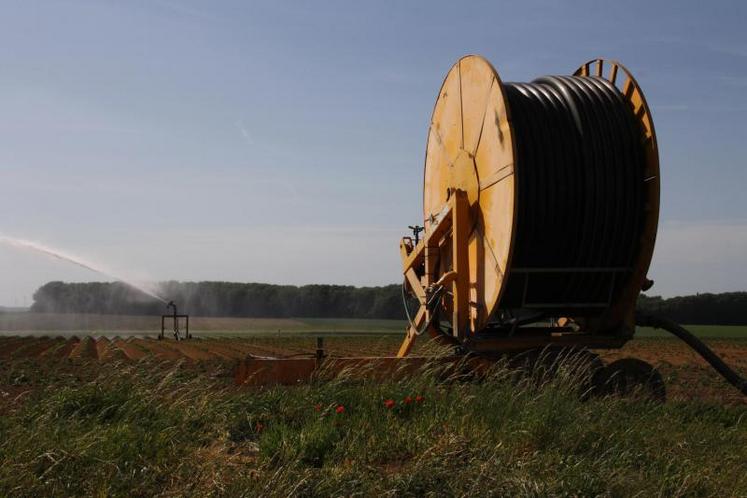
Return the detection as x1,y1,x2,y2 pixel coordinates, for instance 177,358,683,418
500,76,647,310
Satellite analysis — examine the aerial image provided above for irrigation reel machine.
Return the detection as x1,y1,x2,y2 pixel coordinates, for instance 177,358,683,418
237,56,746,398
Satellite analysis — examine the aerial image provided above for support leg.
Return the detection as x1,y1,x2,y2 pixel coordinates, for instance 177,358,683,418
451,190,471,340
397,307,426,358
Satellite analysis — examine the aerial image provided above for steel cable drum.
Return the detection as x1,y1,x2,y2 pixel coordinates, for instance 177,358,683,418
423,56,659,333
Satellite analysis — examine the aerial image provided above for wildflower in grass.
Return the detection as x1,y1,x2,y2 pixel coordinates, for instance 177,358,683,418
255,422,264,433
403,396,413,405
335,405,345,414
415,395,425,404
314,403,321,412
384,399,396,409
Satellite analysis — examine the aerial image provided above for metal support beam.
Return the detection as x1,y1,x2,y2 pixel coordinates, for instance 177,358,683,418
397,189,472,357
451,190,470,341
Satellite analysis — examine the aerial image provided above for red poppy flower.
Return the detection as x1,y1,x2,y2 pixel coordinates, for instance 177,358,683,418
335,405,345,414
255,422,264,432
403,396,413,405
384,399,396,409
415,395,425,403
314,403,322,412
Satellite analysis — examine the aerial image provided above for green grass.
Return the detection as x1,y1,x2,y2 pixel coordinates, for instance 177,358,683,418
199,318,407,338
0,312,406,338
1,356,745,497
5,311,747,340
637,324,747,339
296,317,405,333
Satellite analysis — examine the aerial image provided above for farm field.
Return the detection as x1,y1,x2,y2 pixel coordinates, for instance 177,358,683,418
3,312,747,338
636,324,747,339
0,342,746,495
1,334,746,404
1,312,745,405
1,313,746,405
0,312,406,337
1,312,746,495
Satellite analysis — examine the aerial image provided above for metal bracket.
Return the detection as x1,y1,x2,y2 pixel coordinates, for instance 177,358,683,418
397,189,470,357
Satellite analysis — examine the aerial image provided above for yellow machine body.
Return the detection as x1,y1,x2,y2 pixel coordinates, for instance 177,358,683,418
398,56,659,357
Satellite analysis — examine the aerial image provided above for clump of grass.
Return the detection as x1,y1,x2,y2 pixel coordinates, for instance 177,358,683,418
0,353,745,497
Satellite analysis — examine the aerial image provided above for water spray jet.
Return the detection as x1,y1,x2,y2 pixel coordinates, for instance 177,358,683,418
0,233,168,304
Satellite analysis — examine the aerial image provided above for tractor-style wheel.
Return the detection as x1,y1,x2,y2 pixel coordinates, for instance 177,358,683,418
596,357,666,403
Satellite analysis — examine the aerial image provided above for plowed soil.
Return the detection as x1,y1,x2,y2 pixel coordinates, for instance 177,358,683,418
1,334,745,404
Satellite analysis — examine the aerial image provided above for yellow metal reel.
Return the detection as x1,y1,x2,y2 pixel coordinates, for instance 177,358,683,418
423,55,517,331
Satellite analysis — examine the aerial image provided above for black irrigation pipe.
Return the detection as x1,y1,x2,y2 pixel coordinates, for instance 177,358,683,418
503,75,646,307
636,312,747,396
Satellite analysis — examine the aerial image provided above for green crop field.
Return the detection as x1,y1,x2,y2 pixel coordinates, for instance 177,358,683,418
636,324,747,339
1,356,746,496
3,312,747,340
0,312,406,338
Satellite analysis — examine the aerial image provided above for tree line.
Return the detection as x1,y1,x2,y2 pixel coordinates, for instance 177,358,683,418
29,281,747,324
30,281,406,319
636,292,747,326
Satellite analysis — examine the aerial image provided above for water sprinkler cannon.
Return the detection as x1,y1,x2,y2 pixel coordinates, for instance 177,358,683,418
160,300,190,340
408,225,425,245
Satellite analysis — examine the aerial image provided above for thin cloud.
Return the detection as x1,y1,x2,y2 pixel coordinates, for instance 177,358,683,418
236,120,253,145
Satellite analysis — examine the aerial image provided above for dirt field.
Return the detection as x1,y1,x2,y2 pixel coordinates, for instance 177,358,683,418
1,333,745,404
1,312,745,405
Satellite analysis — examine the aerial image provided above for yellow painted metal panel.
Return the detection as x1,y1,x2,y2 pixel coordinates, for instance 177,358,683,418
424,55,517,330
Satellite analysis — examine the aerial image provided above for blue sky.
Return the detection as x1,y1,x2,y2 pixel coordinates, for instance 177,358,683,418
1,0,746,305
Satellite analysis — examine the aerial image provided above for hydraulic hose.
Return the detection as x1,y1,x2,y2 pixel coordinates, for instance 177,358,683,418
401,279,444,336
636,312,747,396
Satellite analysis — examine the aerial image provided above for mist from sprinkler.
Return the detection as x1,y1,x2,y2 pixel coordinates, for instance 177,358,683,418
0,233,167,304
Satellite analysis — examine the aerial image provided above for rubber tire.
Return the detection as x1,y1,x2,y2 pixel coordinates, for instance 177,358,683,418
596,357,666,403
507,347,604,399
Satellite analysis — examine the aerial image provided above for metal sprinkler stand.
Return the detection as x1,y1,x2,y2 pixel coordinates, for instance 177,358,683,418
160,301,190,340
